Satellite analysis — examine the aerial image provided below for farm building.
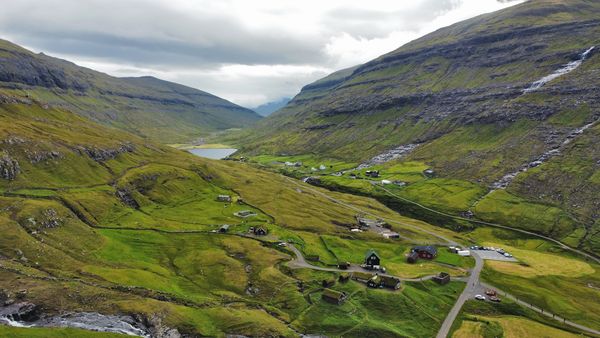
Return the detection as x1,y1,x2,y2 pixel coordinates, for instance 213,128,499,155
217,195,232,202
407,251,419,264
367,275,401,290
219,224,230,233
364,249,381,267
322,289,348,305
432,272,450,285
411,246,438,259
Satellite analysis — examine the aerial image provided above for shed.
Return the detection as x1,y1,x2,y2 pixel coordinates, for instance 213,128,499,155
432,272,450,285
364,249,380,266
322,288,347,305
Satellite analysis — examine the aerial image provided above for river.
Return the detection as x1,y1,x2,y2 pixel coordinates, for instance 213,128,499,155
188,148,237,159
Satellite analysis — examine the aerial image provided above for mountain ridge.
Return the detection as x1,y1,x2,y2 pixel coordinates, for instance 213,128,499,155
0,38,261,143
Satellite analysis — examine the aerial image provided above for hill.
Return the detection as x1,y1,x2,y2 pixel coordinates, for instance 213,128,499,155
221,0,600,254
0,39,261,143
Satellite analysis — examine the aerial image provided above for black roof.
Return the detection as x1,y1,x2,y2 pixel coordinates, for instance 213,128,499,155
412,245,437,255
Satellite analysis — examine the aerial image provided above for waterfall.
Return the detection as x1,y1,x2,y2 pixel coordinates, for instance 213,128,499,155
523,46,595,93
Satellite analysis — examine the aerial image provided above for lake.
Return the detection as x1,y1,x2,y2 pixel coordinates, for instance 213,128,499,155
188,148,237,159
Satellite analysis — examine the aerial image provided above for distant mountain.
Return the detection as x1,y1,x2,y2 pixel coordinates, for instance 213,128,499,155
0,39,261,143
227,0,600,252
253,97,291,116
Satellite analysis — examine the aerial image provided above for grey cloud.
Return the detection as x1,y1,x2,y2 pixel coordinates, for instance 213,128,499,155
0,0,327,68
322,0,459,38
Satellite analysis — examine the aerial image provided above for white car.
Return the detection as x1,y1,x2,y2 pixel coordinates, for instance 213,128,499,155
503,253,513,258
474,294,486,301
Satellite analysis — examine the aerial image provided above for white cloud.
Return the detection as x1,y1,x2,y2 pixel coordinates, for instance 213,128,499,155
0,0,524,107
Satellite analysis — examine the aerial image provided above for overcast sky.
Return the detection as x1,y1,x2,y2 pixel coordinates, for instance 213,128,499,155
0,0,522,108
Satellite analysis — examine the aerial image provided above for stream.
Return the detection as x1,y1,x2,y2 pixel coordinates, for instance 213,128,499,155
0,311,150,337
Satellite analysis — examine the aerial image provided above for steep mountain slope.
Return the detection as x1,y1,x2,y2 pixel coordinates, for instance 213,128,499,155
254,97,291,116
0,39,261,143
225,0,600,252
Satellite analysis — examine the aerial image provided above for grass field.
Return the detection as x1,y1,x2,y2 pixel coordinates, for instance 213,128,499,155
453,316,581,338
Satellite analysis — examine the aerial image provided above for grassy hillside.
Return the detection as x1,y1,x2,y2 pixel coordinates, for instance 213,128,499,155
0,90,479,336
0,39,261,143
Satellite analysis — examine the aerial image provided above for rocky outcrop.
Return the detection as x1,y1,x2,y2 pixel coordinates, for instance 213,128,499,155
116,188,140,209
25,150,62,164
75,143,135,162
0,152,20,180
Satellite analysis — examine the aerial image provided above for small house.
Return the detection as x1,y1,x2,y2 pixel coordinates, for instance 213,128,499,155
339,273,350,283
253,227,268,236
381,179,392,185
219,224,230,233
365,170,380,178
432,272,450,285
364,249,380,267
217,195,232,202
322,288,347,305
411,246,438,259
407,251,419,264
319,164,327,170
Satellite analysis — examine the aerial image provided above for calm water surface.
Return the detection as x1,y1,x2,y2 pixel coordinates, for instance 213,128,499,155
188,148,237,159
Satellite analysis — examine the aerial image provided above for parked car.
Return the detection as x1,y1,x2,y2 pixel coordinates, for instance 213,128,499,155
474,294,486,301
503,253,513,258
489,296,501,302
485,289,497,296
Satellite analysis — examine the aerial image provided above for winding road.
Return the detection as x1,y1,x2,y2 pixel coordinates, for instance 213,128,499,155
285,178,600,337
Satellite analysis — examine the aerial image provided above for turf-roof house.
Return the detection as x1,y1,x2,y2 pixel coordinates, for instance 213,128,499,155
367,275,401,290
364,249,380,266
322,288,347,305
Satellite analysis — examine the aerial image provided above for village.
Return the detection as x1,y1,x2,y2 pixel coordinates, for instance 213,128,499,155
211,192,513,308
